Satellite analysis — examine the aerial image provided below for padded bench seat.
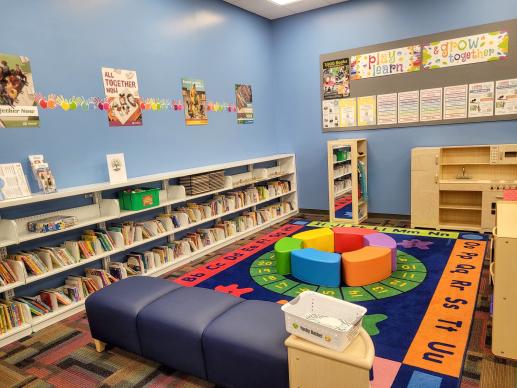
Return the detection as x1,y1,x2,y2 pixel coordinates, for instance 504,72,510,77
86,276,289,388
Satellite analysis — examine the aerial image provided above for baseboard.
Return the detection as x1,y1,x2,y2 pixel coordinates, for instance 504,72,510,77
300,209,410,220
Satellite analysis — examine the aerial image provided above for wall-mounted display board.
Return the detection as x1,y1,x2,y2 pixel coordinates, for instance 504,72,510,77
320,19,517,132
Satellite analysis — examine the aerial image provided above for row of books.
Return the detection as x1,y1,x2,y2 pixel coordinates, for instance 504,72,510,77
14,269,117,320
0,300,31,334
108,219,170,246
0,261,19,287
109,201,294,279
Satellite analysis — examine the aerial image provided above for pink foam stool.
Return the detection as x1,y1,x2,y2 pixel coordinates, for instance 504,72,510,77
363,233,397,271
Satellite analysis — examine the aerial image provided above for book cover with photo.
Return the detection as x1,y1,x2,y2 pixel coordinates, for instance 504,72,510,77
0,53,39,128
102,67,143,127
182,78,208,125
235,84,254,124
322,58,350,100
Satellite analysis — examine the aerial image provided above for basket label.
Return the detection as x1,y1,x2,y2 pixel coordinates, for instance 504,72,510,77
142,194,153,206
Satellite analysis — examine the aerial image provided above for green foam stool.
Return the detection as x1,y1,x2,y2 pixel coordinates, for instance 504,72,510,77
274,237,303,275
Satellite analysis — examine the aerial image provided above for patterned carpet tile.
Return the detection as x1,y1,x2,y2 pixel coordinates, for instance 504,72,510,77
0,212,514,388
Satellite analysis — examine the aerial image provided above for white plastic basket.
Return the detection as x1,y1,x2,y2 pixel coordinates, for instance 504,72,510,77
281,291,367,352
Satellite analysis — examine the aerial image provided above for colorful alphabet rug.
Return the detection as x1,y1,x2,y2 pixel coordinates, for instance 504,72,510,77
174,221,488,388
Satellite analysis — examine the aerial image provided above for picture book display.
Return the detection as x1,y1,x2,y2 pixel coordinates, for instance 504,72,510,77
182,78,208,125
235,84,254,124
322,58,350,99
0,53,39,128
106,153,127,184
101,67,142,127
28,155,56,194
0,163,31,200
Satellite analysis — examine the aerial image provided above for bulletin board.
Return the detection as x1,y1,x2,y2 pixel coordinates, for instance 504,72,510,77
320,18,517,132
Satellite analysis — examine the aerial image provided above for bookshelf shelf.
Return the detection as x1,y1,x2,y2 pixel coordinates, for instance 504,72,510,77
0,154,298,347
334,188,352,198
23,209,297,336
328,139,368,224
0,323,32,348
334,172,352,180
5,190,296,289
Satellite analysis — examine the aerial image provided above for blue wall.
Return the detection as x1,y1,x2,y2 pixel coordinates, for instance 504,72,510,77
0,0,278,187
1,0,517,215
272,0,517,215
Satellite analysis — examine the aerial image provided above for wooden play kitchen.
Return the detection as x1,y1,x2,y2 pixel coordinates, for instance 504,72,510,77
411,144,517,232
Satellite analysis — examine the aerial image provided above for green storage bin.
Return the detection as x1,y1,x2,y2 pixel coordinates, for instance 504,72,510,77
119,187,160,211
336,150,345,161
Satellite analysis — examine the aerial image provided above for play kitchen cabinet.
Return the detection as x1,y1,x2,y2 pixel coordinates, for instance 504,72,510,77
411,144,517,232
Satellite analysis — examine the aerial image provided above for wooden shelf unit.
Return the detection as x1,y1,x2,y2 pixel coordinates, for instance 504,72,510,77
328,139,368,224
0,154,299,348
411,144,517,232
492,201,517,360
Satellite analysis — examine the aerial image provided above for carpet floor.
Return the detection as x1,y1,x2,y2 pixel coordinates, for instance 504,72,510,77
0,212,515,388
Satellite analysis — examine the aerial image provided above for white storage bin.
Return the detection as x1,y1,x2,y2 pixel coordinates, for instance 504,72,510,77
281,291,366,352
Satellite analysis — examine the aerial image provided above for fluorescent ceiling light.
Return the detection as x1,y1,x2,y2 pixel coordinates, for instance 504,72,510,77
268,0,302,5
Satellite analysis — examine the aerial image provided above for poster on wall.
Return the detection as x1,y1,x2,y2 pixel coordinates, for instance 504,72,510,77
495,78,517,116
322,58,350,99
419,88,443,122
101,67,142,127
235,84,254,124
468,82,495,118
376,93,398,125
182,78,208,126
0,53,39,128
322,99,339,129
357,96,376,126
444,84,468,120
338,98,357,127
350,45,421,80
423,31,509,69
397,90,420,123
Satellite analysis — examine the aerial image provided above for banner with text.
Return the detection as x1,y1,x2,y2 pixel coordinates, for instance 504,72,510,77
423,31,509,69
350,45,421,80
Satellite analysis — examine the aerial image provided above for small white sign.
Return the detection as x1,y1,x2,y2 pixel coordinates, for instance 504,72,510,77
106,153,127,184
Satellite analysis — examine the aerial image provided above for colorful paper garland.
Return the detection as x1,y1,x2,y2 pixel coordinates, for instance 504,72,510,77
34,94,236,112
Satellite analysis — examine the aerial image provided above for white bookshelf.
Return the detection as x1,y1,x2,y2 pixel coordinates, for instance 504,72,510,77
0,154,299,347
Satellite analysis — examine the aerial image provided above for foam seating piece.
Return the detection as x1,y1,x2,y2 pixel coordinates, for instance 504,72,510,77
85,276,181,355
85,277,289,388
204,300,289,388
342,246,392,286
292,227,334,252
138,287,244,379
364,233,398,271
291,248,341,287
274,237,303,275
333,227,378,253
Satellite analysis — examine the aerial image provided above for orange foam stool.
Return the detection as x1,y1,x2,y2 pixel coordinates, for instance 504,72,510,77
333,227,378,253
342,246,392,286
292,228,334,252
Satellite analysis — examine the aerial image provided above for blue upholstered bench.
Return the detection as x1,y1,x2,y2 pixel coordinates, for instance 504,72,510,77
85,276,289,388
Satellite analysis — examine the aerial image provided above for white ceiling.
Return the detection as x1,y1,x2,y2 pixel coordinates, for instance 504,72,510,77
223,0,349,20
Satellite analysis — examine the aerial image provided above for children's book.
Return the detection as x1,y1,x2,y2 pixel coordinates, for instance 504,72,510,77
28,155,56,193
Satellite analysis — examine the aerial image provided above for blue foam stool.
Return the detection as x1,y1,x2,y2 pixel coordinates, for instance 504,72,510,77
291,248,341,287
